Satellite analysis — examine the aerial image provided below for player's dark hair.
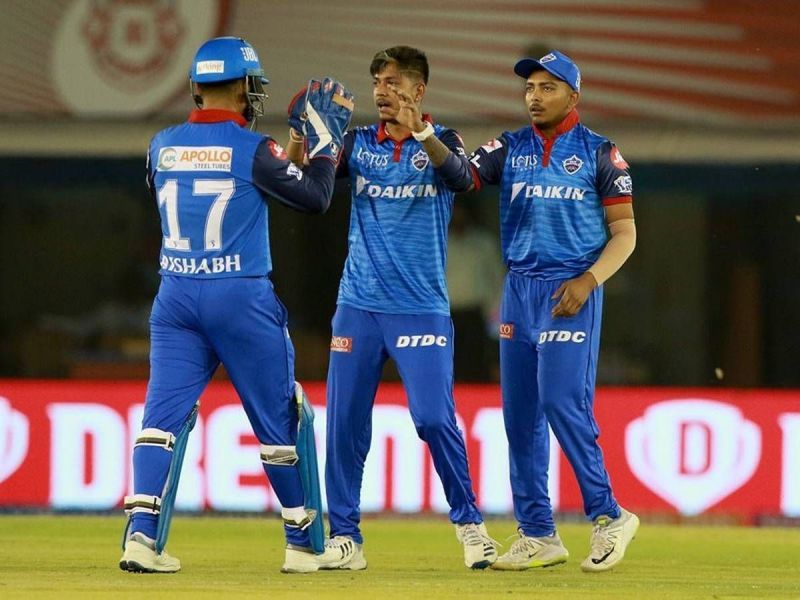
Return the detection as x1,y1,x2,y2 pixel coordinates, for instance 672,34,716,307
370,46,429,84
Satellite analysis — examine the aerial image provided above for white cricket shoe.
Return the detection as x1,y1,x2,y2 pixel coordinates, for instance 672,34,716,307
490,530,569,571
455,522,498,569
580,507,640,572
318,535,367,571
282,536,367,573
282,544,324,573
119,532,181,573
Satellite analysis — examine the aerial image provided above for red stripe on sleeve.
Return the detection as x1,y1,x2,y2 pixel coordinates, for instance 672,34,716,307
603,196,633,206
469,164,482,191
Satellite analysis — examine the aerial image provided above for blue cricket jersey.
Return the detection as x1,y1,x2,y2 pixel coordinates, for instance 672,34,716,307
469,110,633,280
147,109,335,278
335,120,470,315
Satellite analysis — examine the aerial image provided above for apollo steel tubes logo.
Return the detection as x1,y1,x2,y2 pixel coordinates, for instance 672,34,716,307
625,399,761,515
0,397,29,485
50,0,230,116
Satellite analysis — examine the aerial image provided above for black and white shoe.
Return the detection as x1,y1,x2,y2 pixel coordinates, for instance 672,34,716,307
455,522,499,569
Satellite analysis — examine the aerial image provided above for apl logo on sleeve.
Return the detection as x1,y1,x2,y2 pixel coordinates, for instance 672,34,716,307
157,146,233,172
625,399,761,515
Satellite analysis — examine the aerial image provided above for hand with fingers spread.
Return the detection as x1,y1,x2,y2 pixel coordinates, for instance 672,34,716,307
388,83,425,134
551,272,597,318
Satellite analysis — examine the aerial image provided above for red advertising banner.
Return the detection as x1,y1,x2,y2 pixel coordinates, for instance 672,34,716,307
1,380,798,521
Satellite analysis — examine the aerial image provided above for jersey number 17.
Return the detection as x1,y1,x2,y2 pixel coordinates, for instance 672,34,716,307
158,178,235,251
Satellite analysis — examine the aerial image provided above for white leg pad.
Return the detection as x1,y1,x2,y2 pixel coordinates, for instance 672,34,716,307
124,494,162,515
260,444,298,466
282,505,316,530
135,428,175,451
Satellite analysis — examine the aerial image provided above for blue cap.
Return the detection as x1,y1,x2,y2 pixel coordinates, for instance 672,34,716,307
190,36,269,85
514,50,580,92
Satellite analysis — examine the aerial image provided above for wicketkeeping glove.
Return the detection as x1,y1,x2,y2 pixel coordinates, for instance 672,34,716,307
302,77,354,162
287,85,308,134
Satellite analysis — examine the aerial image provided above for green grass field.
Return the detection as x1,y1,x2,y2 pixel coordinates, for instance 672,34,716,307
1,515,798,599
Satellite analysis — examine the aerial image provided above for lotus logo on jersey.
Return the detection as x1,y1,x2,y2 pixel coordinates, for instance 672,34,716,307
0,397,29,485
510,183,586,203
538,330,586,344
396,335,448,348
511,155,538,170
625,399,761,515
356,176,438,200
562,154,583,174
330,336,353,353
411,149,430,171
355,148,389,169
499,324,514,339
613,175,633,194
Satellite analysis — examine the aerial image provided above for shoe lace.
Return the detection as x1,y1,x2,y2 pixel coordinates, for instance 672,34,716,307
589,518,617,556
326,536,350,548
460,524,500,549
506,533,544,557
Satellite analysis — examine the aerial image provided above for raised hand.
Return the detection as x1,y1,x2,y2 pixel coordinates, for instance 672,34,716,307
388,84,424,133
303,78,354,162
287,85,308,135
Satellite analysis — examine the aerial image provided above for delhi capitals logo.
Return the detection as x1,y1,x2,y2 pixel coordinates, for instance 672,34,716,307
411,149,430,171
562,154,583,175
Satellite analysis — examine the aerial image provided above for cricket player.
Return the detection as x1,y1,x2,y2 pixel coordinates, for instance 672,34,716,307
118,36,353,574
466,50,639,572
286,46,497,570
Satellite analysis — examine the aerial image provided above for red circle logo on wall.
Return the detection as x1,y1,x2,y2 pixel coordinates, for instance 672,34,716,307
81,0,185,89
52,0,230,116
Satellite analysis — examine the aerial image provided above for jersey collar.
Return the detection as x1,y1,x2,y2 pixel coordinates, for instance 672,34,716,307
188,108,248,127
533,108,580,140
376,113,434,143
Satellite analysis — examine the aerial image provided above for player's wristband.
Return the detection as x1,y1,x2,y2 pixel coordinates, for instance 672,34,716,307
411,122,435,142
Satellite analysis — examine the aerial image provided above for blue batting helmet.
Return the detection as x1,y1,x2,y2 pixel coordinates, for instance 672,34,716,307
190,36,269,85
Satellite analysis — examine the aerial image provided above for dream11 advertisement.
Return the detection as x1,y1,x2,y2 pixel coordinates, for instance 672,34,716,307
1,380,798,522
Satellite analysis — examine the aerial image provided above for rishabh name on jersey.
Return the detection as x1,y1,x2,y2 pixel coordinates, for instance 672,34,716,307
149,120,270,279
498,123,627,280
337,123,454,316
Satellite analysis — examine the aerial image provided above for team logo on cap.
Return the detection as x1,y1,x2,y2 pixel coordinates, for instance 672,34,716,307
411,149,430,171
562,154,583,175
539,53,556,63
